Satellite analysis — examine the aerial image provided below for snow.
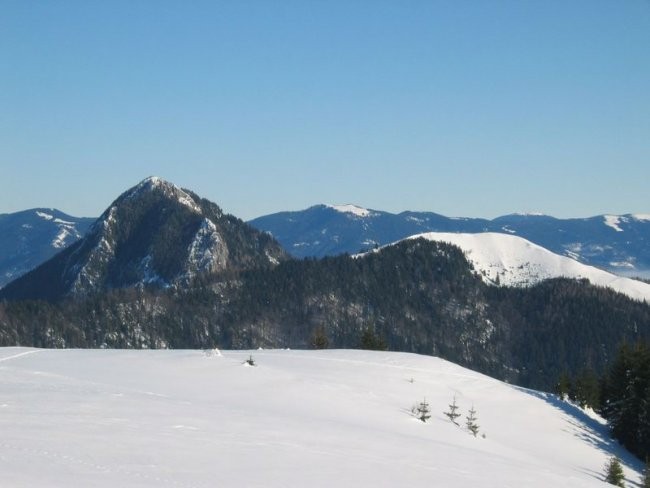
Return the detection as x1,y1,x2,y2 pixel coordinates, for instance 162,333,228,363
185,218,227,276
51,227,71,249
53,218,75,225
632,214,650,221
0,347,643,488
402,232,650,302
603,215,624,232
327,204,374,218
406,216,425,224
139,255,165,285
35,211,53,220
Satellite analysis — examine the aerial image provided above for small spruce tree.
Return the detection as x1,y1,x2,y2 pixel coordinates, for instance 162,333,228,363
466,405,480,437
555,371,571,401
414,398,431,423
444,395,462,426
604,456,625,487
309,326,329,349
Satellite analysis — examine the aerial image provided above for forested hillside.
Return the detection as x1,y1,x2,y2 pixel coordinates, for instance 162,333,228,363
2,238,649,394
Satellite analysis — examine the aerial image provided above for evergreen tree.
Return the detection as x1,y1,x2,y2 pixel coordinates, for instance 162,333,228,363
604,456,625,487
555,371,571,401
466,405,480,437
309,326,329,349
573,368,601,409
359,327,388,351
444,395,462,426
413,398,431,423
601,341,650,460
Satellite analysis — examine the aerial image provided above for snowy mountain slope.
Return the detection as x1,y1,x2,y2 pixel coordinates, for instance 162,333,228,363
403,232,650,302
0,347,643,488
0,209,93,288
249,206,650,277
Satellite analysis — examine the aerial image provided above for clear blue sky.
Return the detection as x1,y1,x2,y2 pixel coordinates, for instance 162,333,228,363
2,0,649,220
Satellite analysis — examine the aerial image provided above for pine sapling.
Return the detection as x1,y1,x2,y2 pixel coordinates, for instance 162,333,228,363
466,405,480,437
444,395,461,426
604,456,625,487
412,398,431,423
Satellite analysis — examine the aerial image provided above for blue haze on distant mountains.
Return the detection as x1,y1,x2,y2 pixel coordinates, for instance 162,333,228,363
0,209,94,288
2,202,649,290
248,205,650,278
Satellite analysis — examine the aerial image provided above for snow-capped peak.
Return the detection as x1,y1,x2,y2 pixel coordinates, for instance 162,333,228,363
125,177,201,213
632,214,650,222
327,204,374,218
389,232,650,302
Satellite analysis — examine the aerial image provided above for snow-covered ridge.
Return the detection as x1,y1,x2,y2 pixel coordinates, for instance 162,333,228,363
400,232,650,302
0,348,642,487
510,212,548,217
327,204,375,218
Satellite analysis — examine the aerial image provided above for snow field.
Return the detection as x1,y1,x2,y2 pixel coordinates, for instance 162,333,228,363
0,348,644,487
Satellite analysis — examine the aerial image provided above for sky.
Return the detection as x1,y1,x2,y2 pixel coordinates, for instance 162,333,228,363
2,0,649,220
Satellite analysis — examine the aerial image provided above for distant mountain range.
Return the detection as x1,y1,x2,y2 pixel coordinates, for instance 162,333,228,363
249,204,650,278
0,209,94,288
2,200,650,290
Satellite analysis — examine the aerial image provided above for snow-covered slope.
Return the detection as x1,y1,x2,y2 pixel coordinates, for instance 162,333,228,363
0,348,642,487
405,232,650,302
326,204,377,218
0,209,93,288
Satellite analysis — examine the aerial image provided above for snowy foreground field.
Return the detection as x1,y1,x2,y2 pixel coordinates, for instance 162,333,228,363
0,348,644,487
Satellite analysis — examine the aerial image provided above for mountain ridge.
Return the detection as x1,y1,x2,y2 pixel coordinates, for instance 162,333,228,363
0,208,94,288
249,204,650,277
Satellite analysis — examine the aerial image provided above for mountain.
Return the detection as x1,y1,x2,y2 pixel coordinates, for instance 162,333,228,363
0,347,644,487
0,177,286,301
249,205,650,277
0,209,94,288
392,232,650,302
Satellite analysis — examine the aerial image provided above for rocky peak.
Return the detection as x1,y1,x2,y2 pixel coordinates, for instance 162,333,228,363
0,179,287,301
